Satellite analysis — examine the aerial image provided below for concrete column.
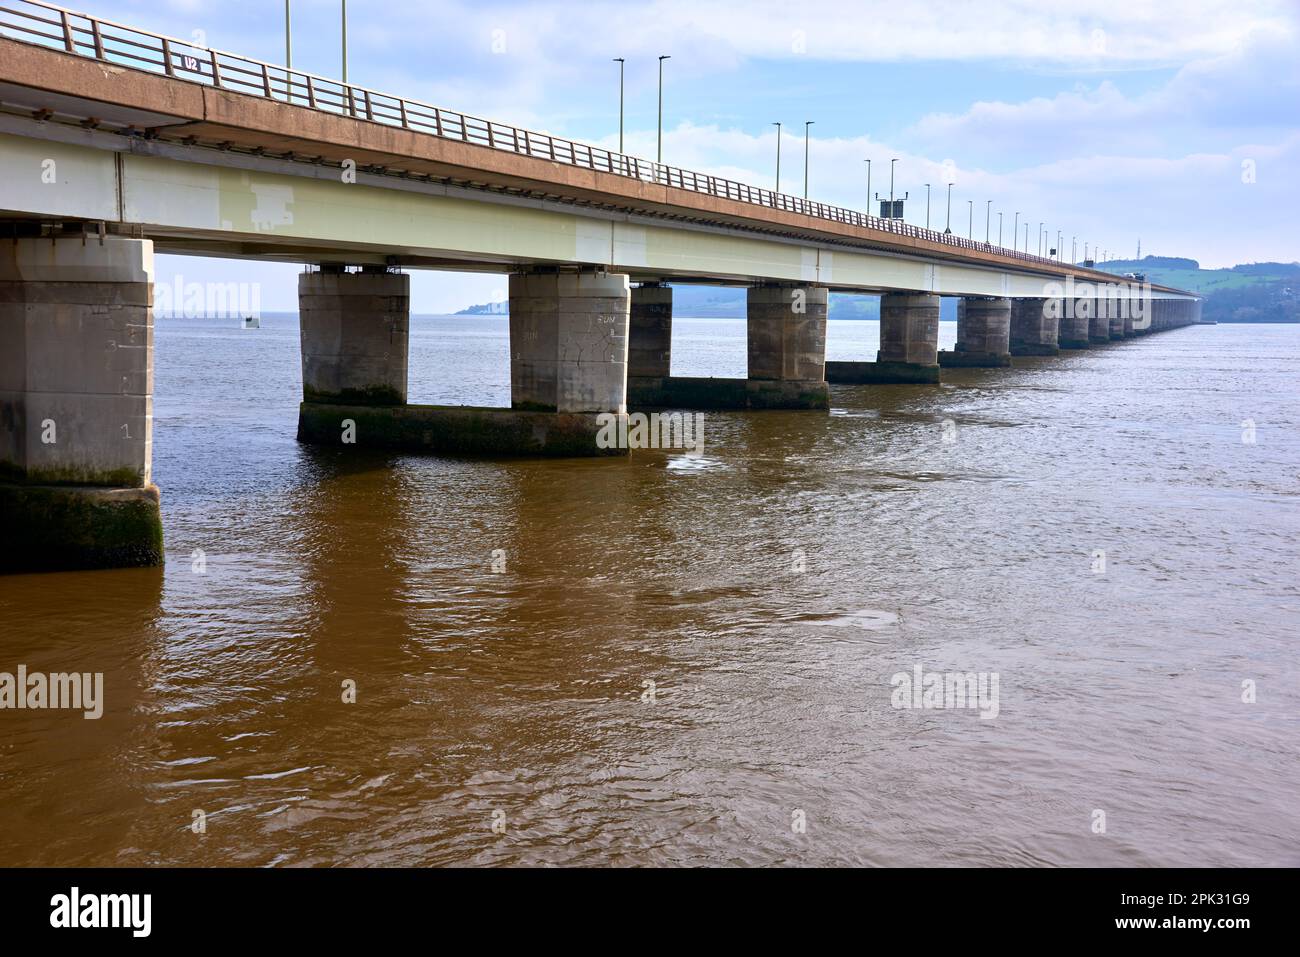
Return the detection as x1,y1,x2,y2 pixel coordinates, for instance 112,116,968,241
1009,298,1060,356
745,283,829,408
1059,295,1092,348
628,282,672,382
940,296,1012,367
1130,293,1151,335
299,265,409,405
746,283,827,380
0,234,162,572
821,293,946,385
1105,294,1125,340
1088,297,1111,343
510,270,629,414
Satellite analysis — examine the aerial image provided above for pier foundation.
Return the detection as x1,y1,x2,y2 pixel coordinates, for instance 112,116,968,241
0,233,162,573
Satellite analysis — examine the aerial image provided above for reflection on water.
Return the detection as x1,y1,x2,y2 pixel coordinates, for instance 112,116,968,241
1,315,1297,866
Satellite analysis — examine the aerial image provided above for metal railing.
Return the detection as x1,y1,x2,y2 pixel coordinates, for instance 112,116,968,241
1,0,1074,271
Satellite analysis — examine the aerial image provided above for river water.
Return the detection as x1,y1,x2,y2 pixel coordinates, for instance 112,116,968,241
2,314,1297,867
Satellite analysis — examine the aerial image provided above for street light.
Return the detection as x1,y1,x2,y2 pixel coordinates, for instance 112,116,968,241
613,59,625,154
803,121,814,199
773,122,781,193
1013,212,1020,252
1024,223,1029,253
876,158,906,218
998,211,1003,248
1038,222,1044,257
657,56,671,164
341,0,348,82
944,183,953,234
985,200,992,244
865,159,871,214
285,1,292,68
924,183,931,229
967,199,973,240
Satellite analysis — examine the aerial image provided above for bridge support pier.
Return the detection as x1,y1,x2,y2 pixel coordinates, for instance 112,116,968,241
625,282,677,408
939,296,1012,367
1088,297,1111,343
826,292,940,384
0,234,162,573
1059,296,1092,348
744,283,829,408
1105,295,1125,340
298,265,409,405
1009,298,1060,356
631,282,828,409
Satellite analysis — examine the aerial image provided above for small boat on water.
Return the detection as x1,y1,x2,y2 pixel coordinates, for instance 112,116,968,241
242,315,260,329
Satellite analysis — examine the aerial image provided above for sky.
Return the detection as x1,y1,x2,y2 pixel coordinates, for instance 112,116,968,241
82,0,1300,312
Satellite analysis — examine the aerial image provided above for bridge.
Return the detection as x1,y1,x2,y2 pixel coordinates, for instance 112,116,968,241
0,1,1203,572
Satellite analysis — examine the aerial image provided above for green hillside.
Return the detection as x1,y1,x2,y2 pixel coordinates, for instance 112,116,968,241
1098,257,1300,322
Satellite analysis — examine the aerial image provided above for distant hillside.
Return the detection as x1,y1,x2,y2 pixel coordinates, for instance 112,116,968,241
1098,256,1300,323
455,259,1300,324
458,284,959,321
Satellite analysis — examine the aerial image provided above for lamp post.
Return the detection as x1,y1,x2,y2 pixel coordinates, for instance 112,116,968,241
773,122,781,193
341,0,348,82
985,200,992,244
924,183,931,229
1013,212,1020,252
944,183,953,234
865,159,871,214
613,58,625,154
1024,223,1029,253
803,121,814,199
967,199,973,240
998,211,1003,248
1038,222,1044,257
657,55,671,164
285,1,292,68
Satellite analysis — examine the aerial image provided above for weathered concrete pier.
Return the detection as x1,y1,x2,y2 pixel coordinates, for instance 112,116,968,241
0,231,162,571
939,297,1014,368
